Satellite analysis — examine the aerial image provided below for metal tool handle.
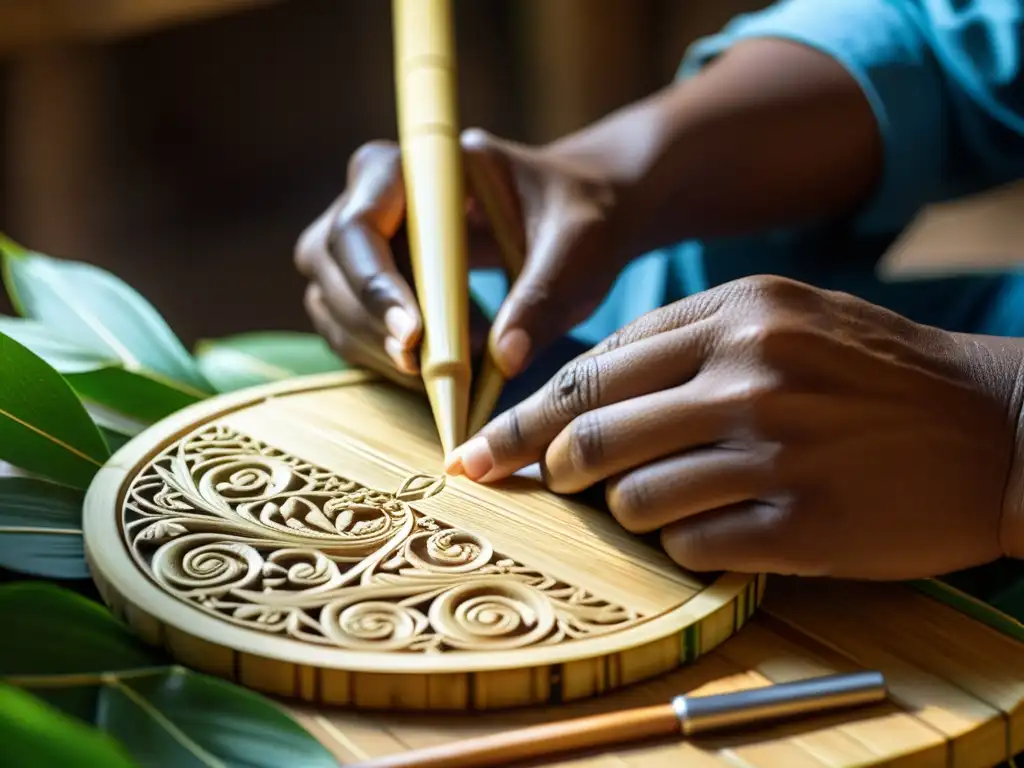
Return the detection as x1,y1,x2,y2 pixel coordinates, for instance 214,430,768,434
673,670,887,735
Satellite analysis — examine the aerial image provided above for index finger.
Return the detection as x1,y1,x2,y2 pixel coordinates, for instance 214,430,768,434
445,323,710,482
331,142,422,349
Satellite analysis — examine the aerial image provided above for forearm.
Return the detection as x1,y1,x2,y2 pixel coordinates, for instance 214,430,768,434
545,38,883,257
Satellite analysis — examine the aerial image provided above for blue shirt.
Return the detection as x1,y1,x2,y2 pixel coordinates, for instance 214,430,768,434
471,0,1024,345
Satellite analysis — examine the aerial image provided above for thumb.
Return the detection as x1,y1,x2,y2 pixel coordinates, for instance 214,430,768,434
461,128,610,378
490,211,610,378
460,128,527,276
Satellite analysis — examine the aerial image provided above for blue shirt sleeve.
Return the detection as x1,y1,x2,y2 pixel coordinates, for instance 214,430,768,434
679,0,1024,235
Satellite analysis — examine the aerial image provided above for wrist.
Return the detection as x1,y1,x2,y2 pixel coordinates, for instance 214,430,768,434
537,84,689,261
544,38,883,259
1001,355,1024,560
959,334,1024,559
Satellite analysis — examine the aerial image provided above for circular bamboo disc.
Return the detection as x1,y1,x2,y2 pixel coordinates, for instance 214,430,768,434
83,371,764,711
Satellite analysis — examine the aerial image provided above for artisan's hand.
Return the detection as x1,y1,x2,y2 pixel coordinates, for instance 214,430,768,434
446,276,1024,579
294,131,630,385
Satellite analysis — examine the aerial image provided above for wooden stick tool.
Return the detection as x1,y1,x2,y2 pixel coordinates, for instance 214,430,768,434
346,670,888,768
392,0,472,456
392,0,525,450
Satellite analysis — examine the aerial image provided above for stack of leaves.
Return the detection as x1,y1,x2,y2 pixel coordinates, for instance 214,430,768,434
0,235,346,766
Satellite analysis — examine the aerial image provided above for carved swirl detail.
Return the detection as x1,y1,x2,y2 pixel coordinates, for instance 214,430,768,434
122,425,642,653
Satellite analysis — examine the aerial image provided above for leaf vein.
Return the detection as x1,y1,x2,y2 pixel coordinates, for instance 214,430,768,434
0,405,103,467
108,677,228,768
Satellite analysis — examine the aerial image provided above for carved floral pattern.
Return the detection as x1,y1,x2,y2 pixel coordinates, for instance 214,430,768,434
122,425,643,653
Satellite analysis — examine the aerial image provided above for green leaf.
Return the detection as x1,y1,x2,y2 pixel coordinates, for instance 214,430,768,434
195,331,346,392
99,427,132,454
1,237,213,394
0,477,87,580
0,583,161,676
67,367,203,425
0,333,109,489
0,315,116,373
86,402,147,441
1,583,338,768
97,670,338,768
0,683,139,768
0,316,203,424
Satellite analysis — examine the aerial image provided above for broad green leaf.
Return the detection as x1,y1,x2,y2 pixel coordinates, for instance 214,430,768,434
0,583,338,767
1,237,213,394
99,427,132,454
0,333,109,489
0,477,87,579
68,366,203,425
0,583,161,676
0,683,138,768
96,670,338,768
86,401,147,441
0,316,203,424
195,331,347,392
0,315,115,373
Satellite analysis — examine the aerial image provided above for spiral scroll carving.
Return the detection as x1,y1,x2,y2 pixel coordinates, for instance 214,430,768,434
122,425,642,653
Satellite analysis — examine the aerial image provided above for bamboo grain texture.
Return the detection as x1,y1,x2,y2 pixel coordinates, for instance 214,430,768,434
82,370,1024,765
291,578,1024,768
392,0,472,454
84,371,761,712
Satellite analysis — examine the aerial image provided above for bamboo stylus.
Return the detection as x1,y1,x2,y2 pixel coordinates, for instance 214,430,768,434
346,671,888,768
392,0,525,450
392,0,472,456
464,152,526,436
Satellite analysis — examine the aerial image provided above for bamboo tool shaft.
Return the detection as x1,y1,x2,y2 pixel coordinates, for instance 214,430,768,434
392,0,471,455
347,671,888,768
465,153,526,435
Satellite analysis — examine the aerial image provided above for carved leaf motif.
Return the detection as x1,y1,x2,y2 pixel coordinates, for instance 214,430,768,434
121,425,643,653
135,520,188,544
394,473,446,502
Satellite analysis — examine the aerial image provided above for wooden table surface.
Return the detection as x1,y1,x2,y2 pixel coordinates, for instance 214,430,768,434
285,577,1024,768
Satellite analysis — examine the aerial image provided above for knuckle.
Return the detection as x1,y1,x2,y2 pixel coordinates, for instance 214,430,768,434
712,375,778,411
661,526,721,572
460,127,494,152
738,273,801,298
347,140,399,180
739,274,823,315
302,285,319,318
566,413,605,473
597,313,662,353
487,405,527,457
727,316,811,364
545,356,602,420
294,223,322,276
358,272,399,315
606,476,652,533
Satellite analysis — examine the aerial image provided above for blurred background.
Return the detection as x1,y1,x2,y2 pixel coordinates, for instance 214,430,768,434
2,0,1022,346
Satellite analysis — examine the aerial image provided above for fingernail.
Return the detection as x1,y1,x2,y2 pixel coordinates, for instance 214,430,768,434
495,329,531,378
385,307,417,347
444,452,465,477
384,336,417,374
447,437,494,482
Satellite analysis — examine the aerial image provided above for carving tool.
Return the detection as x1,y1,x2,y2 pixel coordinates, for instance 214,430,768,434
464,152,525,436
392,0,472,456
346,670,888,768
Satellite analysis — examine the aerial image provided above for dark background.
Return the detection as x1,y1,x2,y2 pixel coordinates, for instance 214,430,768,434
0,0,767,345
